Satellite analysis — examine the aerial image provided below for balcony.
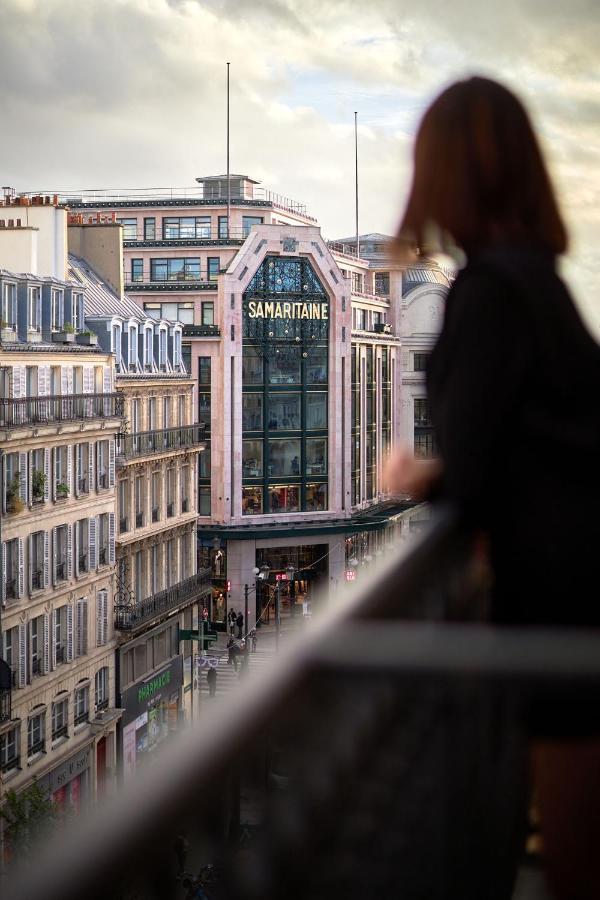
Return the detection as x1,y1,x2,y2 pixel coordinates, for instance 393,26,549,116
117,424,205,460
6,513,600,900
182,324,221,338
31,570,43,591
0,393,124,428
114,569,212,631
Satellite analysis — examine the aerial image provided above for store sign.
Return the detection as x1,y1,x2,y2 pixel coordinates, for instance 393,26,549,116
46,745,92,794
120,655,184,727
345,570,357,582
247,300,328,321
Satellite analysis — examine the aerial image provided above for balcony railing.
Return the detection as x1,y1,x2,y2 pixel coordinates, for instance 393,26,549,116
0,393,123,428
151,507,159,523
115,569,212,631
7,512,600,900
117,424,205,460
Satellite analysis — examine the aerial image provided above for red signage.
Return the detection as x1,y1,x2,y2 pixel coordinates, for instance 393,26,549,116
275,573,288,581
226,580,231,592
345,570,357,582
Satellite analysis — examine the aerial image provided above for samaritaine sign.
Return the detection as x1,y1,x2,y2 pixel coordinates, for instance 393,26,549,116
247,300,329,320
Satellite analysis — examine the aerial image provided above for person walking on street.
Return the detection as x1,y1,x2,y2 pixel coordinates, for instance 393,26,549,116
250,629,257,653
236,611,244,640
206,666,217,698
228,610,236,637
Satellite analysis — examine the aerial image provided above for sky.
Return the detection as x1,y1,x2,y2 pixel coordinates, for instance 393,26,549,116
1,0,599,332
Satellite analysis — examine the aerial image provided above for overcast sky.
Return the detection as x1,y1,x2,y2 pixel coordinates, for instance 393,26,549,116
1,0,599,331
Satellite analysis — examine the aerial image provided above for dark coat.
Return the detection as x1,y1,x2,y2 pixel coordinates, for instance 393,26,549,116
427,245,600,626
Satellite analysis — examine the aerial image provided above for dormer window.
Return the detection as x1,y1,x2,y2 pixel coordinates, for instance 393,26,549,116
144,327,153,370
173,331,182,370
1,282,17,330
72,292,84,332
128,325,138,370
28,286,41,331
111,323,122,366
51,289,64,331
158,328,167,370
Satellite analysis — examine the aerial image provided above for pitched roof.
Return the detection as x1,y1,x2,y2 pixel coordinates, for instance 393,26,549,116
68,254,144,319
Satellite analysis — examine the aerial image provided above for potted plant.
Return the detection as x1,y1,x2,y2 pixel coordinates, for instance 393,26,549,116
0,318,16,342
32,469,46,502
77,329,98,346
52,324,75,344
55,482,69,499
6,474,24,513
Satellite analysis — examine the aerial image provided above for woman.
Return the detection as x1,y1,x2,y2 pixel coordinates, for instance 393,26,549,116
389,77,600,899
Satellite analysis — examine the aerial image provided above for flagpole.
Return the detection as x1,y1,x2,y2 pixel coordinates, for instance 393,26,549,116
354,111,359,258
226,62,231,239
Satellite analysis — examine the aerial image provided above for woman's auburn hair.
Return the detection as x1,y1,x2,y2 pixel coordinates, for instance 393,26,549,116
396,76,568,256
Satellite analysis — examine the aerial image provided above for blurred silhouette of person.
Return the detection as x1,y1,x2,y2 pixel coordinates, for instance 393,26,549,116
236,611,244,639
206,666,217,698
228,609,236,637
389,76,600,900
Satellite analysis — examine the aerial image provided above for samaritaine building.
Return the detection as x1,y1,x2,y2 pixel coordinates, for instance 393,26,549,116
56,178,450,628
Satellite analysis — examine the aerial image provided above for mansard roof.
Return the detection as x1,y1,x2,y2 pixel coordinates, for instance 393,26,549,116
68,254,144,320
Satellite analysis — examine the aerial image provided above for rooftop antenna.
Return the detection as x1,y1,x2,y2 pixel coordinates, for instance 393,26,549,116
226,62,231,239
354,112,360,258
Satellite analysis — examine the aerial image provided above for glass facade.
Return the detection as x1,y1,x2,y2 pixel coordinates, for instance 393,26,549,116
241,256,328,514
198,357,211,514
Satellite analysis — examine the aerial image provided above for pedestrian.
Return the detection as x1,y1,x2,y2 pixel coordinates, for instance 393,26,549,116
251,629,257,653
228,610,236,637
227,637,234,666
236,611,244,639
202,606,209,625
206,666,217,698
389,76,600,900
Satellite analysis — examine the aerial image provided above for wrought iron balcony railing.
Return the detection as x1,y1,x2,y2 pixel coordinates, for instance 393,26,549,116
0,393,124,428
114,569,212,631
117,424,205,460
6,512,600,900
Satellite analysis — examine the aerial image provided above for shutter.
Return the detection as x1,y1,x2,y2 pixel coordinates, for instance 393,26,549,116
88,442,94,494
74,445,80,498
82,599,88,654
50,608,57,670
19,451,27,503
42,612,50,674
52,526,57,584
18,623,27,688
66,604,73,662
96,589,108,647
1,543,5,604
89,517,97,571
108,513,115,565
95,442,100,490
28,534,33,594
83,366,94,393
44,448,50,501
66,524,73,580
103,367,112,393
66,445,72,495
12,366,25,399
17,537,24,598
43,530,50,588
28,450,33,504
76,599,82,656
1,459,6,514
74,522,79,578
61,366,70,395
108,439,115,487
38,365,50,397
51,448,57,501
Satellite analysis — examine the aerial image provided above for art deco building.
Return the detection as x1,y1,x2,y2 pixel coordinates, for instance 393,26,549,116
0,199,123,841
67,222,210,779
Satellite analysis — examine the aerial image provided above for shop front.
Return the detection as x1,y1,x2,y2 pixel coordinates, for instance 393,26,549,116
38,742,93,816
119,655,183,782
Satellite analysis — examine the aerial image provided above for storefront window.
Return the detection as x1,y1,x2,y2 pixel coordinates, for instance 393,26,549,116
243,394,263,431
242,347,263,384
306,438,327,475
269,485,299,513
306,483,327,511
269,350,301,385
306,392,327,429
268,393,301,430
242,486,263,515
242,440,263,477
306,347,328,384
268,439,301,477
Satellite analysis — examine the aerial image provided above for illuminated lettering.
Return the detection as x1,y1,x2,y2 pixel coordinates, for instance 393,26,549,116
248,301,257,317
312,303,321,319
264,302,275,318
246,301,329,320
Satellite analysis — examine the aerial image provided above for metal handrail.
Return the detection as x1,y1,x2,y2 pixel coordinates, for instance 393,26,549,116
114,569,212,631
0,393,124,428
116,424,205,460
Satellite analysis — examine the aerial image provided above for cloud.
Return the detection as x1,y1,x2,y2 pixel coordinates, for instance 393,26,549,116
0,0,598,331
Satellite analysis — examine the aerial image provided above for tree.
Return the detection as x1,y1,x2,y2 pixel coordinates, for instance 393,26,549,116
1,781,57,860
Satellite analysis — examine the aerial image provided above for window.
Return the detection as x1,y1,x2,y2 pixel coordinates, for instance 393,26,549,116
268,485,299,514
414,353,429,372
268,394,301,430
166,468,176,517
151,471,161,521
4,538,18,599
77,519,89,573
306,393,327,429
151,544,160,595
178,394,186,426
72,292,84,332
414,432,438,460
30,531,45,591
306,347,327,384
97,513,109,566
199,485,211,516
414,398,431,427
131,259,144,282
119,480,129,532
351,272,364,293
306,438,327,475
95,667,109,710
76,443,90,494
148,397,157,430
97,440,109,489
306,483,327,511
162,216,211,239
0,725,19,773
242,486,262,515
51,697,68,741
117,217,138,240
218,215,228,238
201,302,214,325
150,258,201,282
207,257,220,281
242,215,264,236
135,475,145,527
1,282,17,329
1,626,17,678
134,549,145,603
243,440,263,478
31,614,43,676
28,711,45,757
144,217,156,240
198,356,211,386
54,445,70,498
74,684,89,726
243,394,263,431
51,289,64,331
375,272,390,296
269,350,301,385
354,308,365,330
268,439,300,477
28,285,41,331
144,327,153,367
54,604,68,661
242,347,262,385
181,464,189,513
162,395,170,428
